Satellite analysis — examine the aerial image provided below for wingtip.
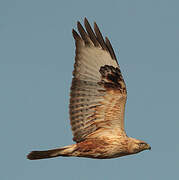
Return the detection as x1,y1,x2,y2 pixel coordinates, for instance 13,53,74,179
77,21,82,28
94,21,97,27
93,22,100,35
84,17,89,26
72,29,80,40
105,36,111,45
72,28,76,37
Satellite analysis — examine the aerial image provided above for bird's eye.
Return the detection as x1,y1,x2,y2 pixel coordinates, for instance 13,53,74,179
139,143,145,146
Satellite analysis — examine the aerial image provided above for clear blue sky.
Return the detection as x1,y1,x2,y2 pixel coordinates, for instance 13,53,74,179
0,0,179,179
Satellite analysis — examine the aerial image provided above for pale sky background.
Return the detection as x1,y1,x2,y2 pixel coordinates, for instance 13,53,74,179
0,0,179,179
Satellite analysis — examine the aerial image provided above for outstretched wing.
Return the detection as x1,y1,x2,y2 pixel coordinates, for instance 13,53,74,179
70,18,127,143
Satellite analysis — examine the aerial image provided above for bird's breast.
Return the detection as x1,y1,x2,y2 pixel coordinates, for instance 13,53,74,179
75,136,130,159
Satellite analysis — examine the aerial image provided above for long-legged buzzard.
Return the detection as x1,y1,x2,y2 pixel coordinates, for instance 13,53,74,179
27,18,151,160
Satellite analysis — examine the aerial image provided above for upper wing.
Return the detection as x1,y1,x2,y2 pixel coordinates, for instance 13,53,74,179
70,18,127,143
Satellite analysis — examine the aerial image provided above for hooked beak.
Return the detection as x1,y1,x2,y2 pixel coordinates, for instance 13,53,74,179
146,144,151,150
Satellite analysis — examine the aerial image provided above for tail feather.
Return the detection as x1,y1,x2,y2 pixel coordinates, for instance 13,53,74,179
27,144,76,160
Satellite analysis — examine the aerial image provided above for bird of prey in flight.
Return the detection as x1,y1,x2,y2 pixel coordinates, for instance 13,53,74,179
27,18,151,160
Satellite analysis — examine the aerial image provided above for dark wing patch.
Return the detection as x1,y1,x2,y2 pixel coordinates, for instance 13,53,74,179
99,65,127,94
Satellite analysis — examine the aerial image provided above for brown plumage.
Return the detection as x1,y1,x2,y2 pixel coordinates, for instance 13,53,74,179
27,18,151,160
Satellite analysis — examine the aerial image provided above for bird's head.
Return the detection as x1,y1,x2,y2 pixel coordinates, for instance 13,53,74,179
128,137,151,154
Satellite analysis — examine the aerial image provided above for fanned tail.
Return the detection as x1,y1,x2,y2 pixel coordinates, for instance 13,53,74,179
27,144,77,160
